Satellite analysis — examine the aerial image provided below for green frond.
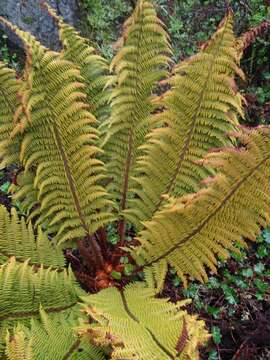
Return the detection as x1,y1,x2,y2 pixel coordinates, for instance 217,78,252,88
103,0,171,214
0,205,64,269
81,282,209,359
0,257,84,355
133,127,270,285
44,4,110,123
0,62,21,168
0,18,112,245
143,259,167,294
5,308,105,360
9,171,40,222
126,11,245,229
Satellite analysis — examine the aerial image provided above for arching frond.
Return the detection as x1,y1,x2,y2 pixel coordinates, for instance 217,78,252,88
81,282,209,359
103,0,171,225
0,62,21,168
0,206,64,269
133,127,270,285
0,18,112,253
43,3,111,122
5,309,105,360
126,11,245,229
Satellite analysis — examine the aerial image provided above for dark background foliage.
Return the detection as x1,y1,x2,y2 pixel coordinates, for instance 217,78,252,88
78,0,270,125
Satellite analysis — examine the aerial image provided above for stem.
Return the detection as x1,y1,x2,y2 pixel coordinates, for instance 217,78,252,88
96,227,108,255
77,237,104,271
89,235,105,269
119,132,133,244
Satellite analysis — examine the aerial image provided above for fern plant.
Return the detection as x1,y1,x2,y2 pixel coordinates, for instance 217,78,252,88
0,0,269,358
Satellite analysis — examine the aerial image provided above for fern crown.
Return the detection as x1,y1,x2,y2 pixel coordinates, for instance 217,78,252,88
0,1,269,359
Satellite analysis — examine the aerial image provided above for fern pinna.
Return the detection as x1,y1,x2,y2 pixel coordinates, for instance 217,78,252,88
0,0,269,359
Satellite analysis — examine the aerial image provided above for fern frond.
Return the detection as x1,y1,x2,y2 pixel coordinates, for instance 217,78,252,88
237,20,269,59
133,127,270,285
0,18,112,250
0,62,21,168
103,0,171,217
43,3,111,122
9,171,40,222
143,259,167,294
0,258,82,322
0,206,64,269
81,282,209,359
126,11,245,229
5,308,105,360
0,257,84,355
0,61,39,224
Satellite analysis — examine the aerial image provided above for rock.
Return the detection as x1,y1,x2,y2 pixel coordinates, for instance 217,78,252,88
0,0,79,50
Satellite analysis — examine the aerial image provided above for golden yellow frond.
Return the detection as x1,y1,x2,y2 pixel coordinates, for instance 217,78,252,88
126,12,245,229
1,4,270,358
103,0,171,223
0,18,112,251
81,282,209,359
133,127,270,284
0,62,21,168
5,309,105,360
43,3,111,123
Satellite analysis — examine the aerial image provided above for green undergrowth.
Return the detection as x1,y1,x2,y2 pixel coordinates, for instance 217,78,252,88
80,0,270,60
166,229,270,359
1,1,269,124
78,0,270,126
0,34,18,70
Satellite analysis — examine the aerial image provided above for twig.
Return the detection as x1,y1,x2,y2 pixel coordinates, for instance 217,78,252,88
231,339,249,360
